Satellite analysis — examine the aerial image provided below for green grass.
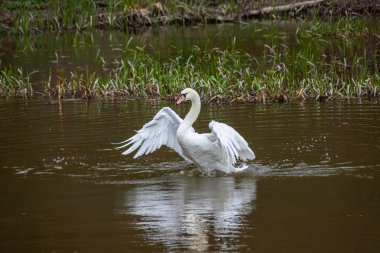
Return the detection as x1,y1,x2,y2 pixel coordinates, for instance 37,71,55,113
0,67,33,97
296,16,369,40
31,40,378,102
1,0,234,33
1,43,379,101
1,15,379,102
2,0,372,34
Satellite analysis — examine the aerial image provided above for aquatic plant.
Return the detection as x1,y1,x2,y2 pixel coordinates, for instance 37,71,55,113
0,67,33,97
12,8,31,35
296,16,369,40
1,28,379,102
39,42,378,102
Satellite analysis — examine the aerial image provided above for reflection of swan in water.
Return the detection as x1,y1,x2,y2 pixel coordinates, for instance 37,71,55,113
115,176,256,252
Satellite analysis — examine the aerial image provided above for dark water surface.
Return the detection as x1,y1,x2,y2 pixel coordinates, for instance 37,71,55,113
1,99,379,252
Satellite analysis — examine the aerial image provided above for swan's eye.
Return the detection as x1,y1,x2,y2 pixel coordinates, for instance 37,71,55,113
181,93,187,98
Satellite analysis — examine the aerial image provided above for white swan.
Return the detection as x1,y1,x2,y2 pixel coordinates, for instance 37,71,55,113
116,88,255,173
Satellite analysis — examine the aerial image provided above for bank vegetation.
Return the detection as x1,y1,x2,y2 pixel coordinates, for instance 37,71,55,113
1,0,379,34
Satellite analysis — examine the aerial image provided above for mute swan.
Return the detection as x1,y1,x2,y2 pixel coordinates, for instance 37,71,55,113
117,88,255,173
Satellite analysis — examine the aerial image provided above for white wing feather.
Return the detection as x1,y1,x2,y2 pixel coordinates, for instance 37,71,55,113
209,120,255,165
116,107,190,161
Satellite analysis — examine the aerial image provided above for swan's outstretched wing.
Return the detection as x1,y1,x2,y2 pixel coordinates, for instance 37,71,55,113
209,120,255,165
116,107,190,161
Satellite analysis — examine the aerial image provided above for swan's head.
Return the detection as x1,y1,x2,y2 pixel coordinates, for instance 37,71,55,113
176,88,197,105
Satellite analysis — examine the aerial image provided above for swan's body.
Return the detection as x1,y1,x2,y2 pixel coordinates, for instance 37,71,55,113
117,88,255,173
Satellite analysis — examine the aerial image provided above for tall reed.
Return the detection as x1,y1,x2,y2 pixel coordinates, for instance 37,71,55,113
46,41,379,102
0,67,33,97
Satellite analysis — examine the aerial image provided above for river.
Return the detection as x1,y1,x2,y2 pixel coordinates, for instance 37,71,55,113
1,18,380,252
1,98,379,252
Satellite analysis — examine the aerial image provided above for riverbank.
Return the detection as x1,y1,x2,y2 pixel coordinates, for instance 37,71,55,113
1,2,379,103
1,0,380,34
1,22,379,103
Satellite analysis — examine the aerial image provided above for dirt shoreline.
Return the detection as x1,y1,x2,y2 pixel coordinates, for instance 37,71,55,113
1,0,380,32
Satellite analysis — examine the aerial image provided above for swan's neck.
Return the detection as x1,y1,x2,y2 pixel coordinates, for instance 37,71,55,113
183,93,201,128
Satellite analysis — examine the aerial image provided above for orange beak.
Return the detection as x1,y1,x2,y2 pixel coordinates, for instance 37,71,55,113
176,95,186,105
